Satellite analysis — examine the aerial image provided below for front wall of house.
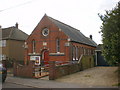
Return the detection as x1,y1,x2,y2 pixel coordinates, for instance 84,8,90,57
25,16,70,63
2,40,25,61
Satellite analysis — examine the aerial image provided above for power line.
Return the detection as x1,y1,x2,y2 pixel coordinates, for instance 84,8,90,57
0,0,38,13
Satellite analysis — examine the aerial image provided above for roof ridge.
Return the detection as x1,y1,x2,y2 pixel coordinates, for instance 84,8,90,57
2,26,14,29
47,16,80,32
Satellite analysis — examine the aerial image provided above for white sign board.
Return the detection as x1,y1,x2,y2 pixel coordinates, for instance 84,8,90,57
30,56,41,65
30,56,40,61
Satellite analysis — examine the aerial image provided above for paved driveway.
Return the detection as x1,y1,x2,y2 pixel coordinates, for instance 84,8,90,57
55,66,118,87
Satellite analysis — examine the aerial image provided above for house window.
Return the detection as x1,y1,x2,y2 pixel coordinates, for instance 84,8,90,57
56,38,60,52
0,40,6,47
0,54,6,60
32,40,36,53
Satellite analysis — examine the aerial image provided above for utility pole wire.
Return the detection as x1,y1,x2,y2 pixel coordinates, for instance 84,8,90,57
0,0,38,13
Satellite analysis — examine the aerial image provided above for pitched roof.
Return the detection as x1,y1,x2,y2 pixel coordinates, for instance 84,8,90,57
47,15,97,47
0,26,28,41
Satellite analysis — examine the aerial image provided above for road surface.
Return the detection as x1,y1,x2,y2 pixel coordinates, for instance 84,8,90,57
2,82,34,88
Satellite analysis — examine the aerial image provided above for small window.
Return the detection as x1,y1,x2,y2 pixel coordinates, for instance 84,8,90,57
2,55,6,60
2,40,6,47
42,28,49,36
0,40,6,47
0,54,6,60
56,38,60,52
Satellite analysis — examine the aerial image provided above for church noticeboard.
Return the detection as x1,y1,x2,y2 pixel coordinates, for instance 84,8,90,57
30,56,40,61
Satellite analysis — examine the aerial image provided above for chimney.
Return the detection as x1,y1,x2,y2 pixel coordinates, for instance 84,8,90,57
15,22,18,28
90,35,92,39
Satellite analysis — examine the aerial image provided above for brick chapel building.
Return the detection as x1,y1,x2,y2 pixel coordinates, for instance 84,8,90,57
24,14,97,65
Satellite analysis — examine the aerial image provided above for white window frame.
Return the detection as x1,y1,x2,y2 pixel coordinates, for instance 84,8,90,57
0,40,6,47
0,54,6,60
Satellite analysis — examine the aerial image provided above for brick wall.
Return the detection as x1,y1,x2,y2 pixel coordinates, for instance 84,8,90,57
49,55,94,80
13,61,35,78
49,61,82,80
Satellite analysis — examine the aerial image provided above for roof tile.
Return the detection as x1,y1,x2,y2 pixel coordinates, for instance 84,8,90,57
0,27,28,41
47,16,97,47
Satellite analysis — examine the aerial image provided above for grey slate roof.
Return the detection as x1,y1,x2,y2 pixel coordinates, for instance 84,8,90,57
47,16,97,47
0,26,28,41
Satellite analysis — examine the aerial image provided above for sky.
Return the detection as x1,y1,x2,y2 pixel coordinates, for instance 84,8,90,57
0,0,119,44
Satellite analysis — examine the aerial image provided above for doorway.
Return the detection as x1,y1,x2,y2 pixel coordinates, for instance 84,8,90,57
42,50,49,65
40,49,49,77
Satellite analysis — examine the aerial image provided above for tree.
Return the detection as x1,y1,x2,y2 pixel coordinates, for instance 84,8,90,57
99,1,120,66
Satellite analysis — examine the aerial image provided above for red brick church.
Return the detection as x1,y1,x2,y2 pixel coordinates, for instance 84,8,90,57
24,14,97,66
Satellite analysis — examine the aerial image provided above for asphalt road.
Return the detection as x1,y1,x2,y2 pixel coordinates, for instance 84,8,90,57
2,82,35,88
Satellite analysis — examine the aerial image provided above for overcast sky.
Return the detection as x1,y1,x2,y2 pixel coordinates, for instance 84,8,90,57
0,0,119,44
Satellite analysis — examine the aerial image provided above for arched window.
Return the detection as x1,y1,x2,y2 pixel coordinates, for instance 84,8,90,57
32,40,36,53
56,38,60,52
76,46,78,60
72,46,76,60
